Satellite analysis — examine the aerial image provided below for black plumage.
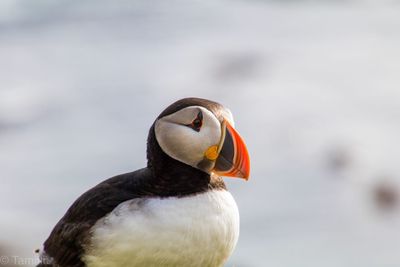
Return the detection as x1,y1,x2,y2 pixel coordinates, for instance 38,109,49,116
38,98,227,267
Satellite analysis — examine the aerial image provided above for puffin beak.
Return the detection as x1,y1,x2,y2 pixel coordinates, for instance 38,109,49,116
211,120,250,180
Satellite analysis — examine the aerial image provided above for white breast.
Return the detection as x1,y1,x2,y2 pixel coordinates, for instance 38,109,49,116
83,189,240,267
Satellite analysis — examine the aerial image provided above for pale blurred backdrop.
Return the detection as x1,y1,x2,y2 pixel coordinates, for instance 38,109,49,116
1,0,400,266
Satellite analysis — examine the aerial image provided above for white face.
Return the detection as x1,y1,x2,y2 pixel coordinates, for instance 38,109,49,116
155,106,225,171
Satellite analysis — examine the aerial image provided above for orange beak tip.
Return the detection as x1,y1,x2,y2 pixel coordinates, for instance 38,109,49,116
214,120,251,181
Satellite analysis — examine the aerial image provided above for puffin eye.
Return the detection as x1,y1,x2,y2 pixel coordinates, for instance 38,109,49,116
187,110,203,132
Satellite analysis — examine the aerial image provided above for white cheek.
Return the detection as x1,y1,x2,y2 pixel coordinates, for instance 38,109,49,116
155,111,221,168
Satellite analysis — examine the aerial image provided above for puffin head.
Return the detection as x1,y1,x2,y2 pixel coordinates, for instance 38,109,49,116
149,97,250,180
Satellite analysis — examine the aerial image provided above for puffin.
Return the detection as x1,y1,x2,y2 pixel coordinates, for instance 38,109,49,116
37,97,250,267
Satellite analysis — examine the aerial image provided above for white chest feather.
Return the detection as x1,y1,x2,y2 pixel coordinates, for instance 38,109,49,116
83,190,240,267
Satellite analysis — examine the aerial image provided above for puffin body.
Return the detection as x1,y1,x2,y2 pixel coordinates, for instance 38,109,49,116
38,98,250,267
84,186,239,267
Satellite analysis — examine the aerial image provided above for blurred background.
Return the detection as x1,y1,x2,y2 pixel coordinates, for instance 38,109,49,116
1,0,400,266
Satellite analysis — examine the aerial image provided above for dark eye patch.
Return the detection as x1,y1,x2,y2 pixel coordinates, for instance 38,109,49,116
186,110,203,132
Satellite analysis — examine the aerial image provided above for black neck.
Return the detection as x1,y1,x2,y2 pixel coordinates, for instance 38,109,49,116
146,124,225,197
